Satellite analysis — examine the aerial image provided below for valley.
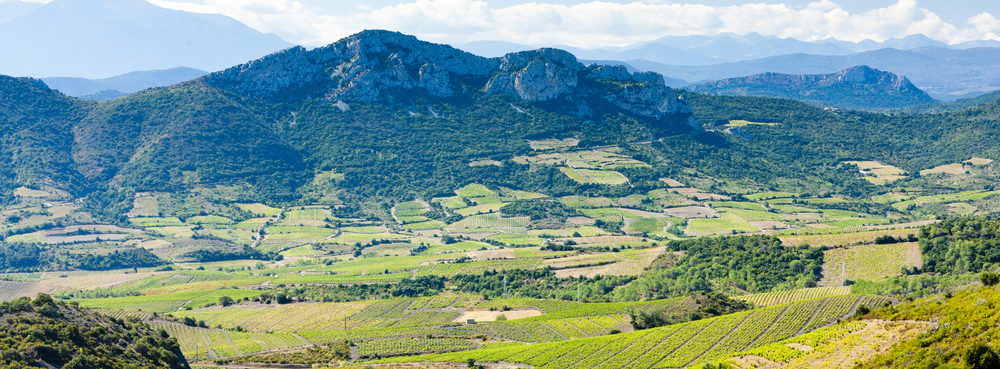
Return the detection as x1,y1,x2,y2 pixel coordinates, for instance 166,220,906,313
2,30,1000,369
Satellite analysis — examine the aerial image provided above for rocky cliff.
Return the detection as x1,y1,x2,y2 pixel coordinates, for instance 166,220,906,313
687,65,937,111
204,30,698,130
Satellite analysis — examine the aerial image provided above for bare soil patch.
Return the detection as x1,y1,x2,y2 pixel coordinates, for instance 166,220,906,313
664,206,718,218
920,163,967,176
554,262,628,278
41,272,165,291
453,309,544,322
468,249,517,261
659,178,685,187
616,208,667,218
565,216,596,225
278,219,329,227
750,220,790,231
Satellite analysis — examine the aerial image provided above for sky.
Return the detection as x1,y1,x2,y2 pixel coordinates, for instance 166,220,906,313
13,0,1000,48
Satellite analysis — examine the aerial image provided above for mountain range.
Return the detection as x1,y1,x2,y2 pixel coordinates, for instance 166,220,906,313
455,33,999,65
687,66,937,111
622,47,1000,101
3,29,1000,208
0,30,702,203
0,0,291,78
1,0,999,104
457,34,1000,101
42,67,208,100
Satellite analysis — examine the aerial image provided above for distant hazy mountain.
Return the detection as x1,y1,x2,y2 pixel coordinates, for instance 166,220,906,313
458,33,971,67
0,0,292,78
688,65,937,111
624,47,1000,101
42,67,208,100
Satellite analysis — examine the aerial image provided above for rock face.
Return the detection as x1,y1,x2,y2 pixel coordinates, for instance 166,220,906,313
687,65,937,111
485,49,582,102
204,30,698,129
585,64,697,127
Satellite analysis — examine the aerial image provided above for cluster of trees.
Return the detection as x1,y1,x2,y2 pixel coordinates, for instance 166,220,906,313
260,271,635,303
257,276,447,303
629,293,752,330
0,243,167,272
615,235,823,301
875,234,918,244
449,268,635,301
75,248,164,270
180,244,273,263
919,217,1000,274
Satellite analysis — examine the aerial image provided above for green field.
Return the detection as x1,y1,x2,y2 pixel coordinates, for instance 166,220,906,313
685,213,758,236
559,167,629,185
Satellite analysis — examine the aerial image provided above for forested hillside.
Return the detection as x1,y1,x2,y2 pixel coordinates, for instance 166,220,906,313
2,30,1000,215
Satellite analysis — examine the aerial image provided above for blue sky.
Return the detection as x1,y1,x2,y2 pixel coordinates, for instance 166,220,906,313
15,0,1000,48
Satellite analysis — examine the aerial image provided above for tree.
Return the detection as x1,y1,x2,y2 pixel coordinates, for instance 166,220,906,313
218,296,234,307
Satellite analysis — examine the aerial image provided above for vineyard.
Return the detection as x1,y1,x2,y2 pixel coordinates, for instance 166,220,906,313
446,214,531,229
384,294,892,368
149,321,308,359
818,243,922,287
0,281,39,301
779,228,920,247
357,338,476,358
733,287,852,307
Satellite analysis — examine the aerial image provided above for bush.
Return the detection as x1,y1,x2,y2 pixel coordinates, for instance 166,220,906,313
981,272,1000,287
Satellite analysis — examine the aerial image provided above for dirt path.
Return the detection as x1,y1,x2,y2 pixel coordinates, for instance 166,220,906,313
222,330,243,356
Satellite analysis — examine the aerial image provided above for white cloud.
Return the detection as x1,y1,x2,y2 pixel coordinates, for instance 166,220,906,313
147,0,1000,48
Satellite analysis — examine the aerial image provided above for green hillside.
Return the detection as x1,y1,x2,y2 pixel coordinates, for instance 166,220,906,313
5,30,1000,369
0,294,188,368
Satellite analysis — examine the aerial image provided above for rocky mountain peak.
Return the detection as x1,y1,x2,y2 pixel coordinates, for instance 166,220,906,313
833,65,919,93
203,30,697,129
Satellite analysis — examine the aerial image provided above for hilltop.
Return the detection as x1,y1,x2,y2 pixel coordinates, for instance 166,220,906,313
687,66,937,111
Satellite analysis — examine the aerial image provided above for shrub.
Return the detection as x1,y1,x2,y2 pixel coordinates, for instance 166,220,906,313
981,272,1000,287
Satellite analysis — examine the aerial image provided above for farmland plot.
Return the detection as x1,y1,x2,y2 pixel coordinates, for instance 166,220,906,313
818,243,922,287
559,167,629,185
